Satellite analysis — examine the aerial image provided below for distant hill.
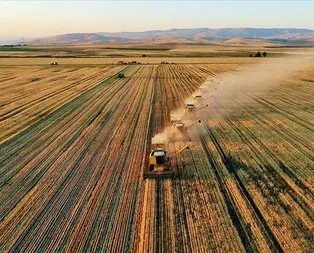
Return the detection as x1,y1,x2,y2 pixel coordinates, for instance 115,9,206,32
30,33,128,45
28,28,314,45
99,28,314,41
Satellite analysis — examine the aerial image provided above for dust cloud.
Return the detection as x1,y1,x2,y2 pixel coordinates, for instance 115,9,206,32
152,132,170,144
152,51,314,144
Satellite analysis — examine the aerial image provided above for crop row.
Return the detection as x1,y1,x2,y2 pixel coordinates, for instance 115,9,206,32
2,63,312,252
0,65,155,252
0,66,124,143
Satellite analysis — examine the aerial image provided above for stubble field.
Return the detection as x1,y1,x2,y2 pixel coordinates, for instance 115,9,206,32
0,58,313,252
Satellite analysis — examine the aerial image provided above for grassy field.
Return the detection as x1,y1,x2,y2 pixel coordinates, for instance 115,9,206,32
0,52,313,252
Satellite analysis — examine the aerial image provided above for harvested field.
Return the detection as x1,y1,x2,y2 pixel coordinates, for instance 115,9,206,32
0,57,262,65
138,64,314,252
0,66,124,143
0,62,313,252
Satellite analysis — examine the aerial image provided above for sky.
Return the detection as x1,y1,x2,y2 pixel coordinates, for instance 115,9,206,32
1,1,313,40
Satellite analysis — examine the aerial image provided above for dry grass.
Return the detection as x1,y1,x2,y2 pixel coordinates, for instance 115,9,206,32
0,57,264,65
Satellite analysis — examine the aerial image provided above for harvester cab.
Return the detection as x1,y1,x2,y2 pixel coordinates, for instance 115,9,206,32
172,120,185,129
170,120,187,141
144,142,190,178
149,143,169,169
185,104,195,112
145,143,172,178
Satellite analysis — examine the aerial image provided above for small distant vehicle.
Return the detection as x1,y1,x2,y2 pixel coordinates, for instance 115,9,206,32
172,120,185,129
195,95,202,100
170,119,201,142
185,104,195,112
50,62,58,65
118,73,125,78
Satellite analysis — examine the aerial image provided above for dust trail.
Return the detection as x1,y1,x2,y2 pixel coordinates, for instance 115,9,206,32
152,131,170,144
152,51,314,143
207,53,313,115
195,51,314,128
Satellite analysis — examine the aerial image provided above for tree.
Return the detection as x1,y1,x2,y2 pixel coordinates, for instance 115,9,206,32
249,54,253,57
263,51,267,57
255,51,262,57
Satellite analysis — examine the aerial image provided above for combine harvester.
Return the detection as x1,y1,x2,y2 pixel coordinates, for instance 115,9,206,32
144,118,201,178
169,118,201,142
144,93,209,179
185,103,208,113
144,142,190,178
185,103,195,112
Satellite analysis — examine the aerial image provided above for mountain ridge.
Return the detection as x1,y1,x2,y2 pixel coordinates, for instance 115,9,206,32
98,27,314,40
30,33,128,45
27,28,314,45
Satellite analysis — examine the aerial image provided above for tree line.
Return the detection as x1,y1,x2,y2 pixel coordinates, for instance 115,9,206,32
250,51,267,57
